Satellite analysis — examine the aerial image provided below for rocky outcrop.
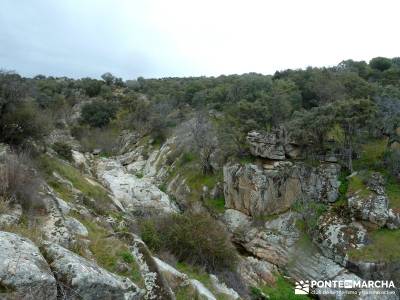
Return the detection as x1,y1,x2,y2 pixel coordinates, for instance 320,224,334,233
247,128,300,160
314,211,367,265
223,162,340,216
96,157,179,214
131,238,175,300
154,257,232,300
348,172,400,229
40,188,89,248
0,231,57,300
237,256,277,287
230,212,392,299
43,242,143,299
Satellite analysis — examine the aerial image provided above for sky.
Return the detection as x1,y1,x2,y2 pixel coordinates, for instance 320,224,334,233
1,0,399,79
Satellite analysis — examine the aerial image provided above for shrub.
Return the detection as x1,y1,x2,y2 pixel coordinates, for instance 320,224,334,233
81,100,117,128
52,142,73,161
0,101,51,146
80,78,103,97
141,212,238,272
71,125,119,154
140,219,162,252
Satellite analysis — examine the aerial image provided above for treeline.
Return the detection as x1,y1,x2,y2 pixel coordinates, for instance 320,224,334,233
1,57,400,173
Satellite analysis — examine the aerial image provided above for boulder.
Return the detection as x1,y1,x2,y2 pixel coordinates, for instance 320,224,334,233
42,242,142,299
0,231,57,300
247,130,286,160
247,128,301,160
223,162,340,216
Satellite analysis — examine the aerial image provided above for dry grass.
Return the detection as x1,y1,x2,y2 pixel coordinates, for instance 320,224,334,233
0,152,44,213
0,196,10,214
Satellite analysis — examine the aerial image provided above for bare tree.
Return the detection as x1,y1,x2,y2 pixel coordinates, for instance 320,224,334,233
189,112,218,174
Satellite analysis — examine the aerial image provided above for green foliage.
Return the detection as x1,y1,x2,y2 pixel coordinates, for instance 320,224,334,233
0,101,51,146
75,216,143,286
140,219,162,252
292,200,327,231
80,78,103,97
353,138,387,171
338,170,350,200
370,57,392,72
52,142,72,161
81,100,117,127
348,228,400,262
37,155,112,214
180,152,196,165
140,213,237,272
205,196,226,214
252,275,310,300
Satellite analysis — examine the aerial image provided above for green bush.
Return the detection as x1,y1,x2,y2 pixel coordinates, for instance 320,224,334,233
52,142,73,161
140,219,162,252
142,212,238,272
0,101,51,146
81,100,117,128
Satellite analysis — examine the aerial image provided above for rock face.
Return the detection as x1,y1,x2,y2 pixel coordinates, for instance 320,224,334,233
96,157,179,214
0,231,57,300
224,162,340,216
231,213,387,299
348,172,400,229
315,211,367,265
237,256,277,287
247,128,300,160
131,238,175,300
43,242,142,300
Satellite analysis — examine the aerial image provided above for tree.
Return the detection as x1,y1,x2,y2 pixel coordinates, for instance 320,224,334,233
289,104,335,157
101,72,116,86
80,78,102,97
333,99,376,172
189,112,218,175
370,57,392,72
81,100,117,127
261,79,301,127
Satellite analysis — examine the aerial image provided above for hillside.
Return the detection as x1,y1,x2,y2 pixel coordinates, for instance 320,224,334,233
0,57,400,299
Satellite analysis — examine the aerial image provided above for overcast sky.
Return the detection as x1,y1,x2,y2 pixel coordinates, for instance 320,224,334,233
1,0,399,79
